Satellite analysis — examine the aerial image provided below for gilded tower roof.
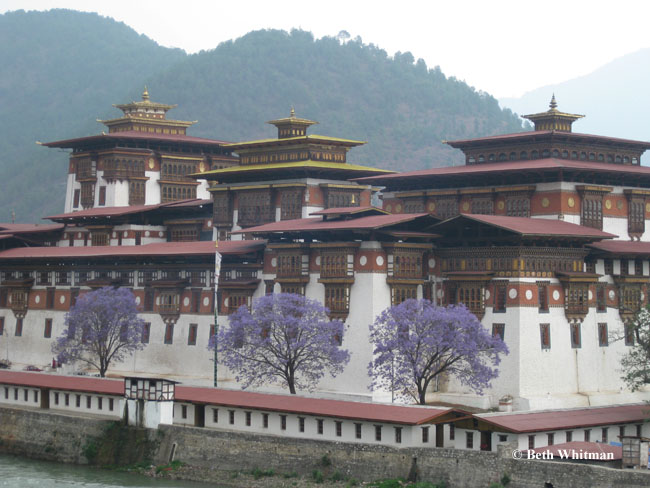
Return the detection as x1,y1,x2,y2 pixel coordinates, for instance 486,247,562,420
522,95,585,132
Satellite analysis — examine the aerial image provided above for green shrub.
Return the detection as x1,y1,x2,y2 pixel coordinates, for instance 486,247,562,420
312,469,324,483
321,454,332,467
500,474,511,486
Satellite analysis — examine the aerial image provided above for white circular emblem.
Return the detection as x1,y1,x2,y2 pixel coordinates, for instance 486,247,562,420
525,290,533,300
484,290,490,300
315,256,321,266
183,297,190,307
553,290,560,301
271,257,277,268
159,231,164,237
508,288,517,299
60,295,65,304
34,295,40,304
207,220,212,228
437,289,444,299
145,231,151,237
135,296,141,305
588,290,593,300
112,232,117,238
642,292,645,302
359,256,367,266
428,258,436,269
608,290,615,300
77,232,82,239
376,256,385,266
123,231,128,237
155,297,160,306
224,297,229,307
203,297,209,306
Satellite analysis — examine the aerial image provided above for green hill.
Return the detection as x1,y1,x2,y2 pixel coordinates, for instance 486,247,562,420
0,10,525,222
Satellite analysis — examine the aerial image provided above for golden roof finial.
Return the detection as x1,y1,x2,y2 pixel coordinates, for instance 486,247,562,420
142,86,150,102
290,107,295,118
549,93,557,110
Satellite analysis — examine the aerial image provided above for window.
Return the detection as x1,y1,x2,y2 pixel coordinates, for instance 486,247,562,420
98,186,106,206
86,396,91,409
15,318,23,337
280,189,303,220
625,322,635,346
637,424,642,437
24,389,28,401
213,408,219,423
635,260,644,276
538,285,549,312
584,429,591,442
596,285,606,312
188,323,197,346
98,397,103,410
498,435,508,442
456,284,484,315
598,323,608,347
53,392,58,404
466,431,474,449
628,199,645,234
494,284,506,313
604,259,613,275
528,435,535,449
245,411,252,426
164,323,174,345
75,394,81,408
450,424,455,441
0,317,4,336
355,423,362,439
602,428,608,443
391,285,418,306
181,405,187,419
73,189,80,208
422,426,429,443
317,419,324,435
547,433,554,446
44,318,52,338
229,410,235,425
570,322,581,348
263,413,269,428
471,198,493,215
109,398,114,411
324,285,350,316
619,426,625,440
142,322,150,344
581,195,603,230
14,389,18,401
46,288,55,309
34,391,38,403
143,288,154,312
566,431,572,442
336,421,343,437
375,425,382,442
65,393,69,406
492,324,505,341
299,417,305,433
395,427,402,444
540,323,551,349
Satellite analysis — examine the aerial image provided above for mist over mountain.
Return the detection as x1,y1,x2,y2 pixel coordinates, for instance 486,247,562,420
1,9,525,222
500,49,650,149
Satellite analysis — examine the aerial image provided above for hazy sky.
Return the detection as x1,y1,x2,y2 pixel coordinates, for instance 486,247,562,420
3,0,649,98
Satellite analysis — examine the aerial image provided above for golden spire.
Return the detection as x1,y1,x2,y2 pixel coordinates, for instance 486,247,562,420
290,107,295,118
142,86,150,102
549,93,557,111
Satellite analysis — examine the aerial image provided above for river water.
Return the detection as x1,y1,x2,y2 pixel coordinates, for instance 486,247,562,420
0,454,212,488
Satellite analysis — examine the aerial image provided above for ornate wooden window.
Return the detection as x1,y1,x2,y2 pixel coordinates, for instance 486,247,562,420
324,285,350,316
492,323,505,340
161,184,197,203
91,231,110,247
188,324,198,346
402,197,425,213
80,182,95,208
325,190,360,209
538,284,549,312
76,159,96,180
506,197,530,217
457,285,483,315
158,292,180,315
635,260,644,276
621,285,642,314
598,323,608,347
570,322,581,348
190,270,207,287
540,323,551,350
604,259,613,275
37,271,51,286
212,191,232,226
129,181,146,205
227,293,251,314
169,224,200,242
9,289,28,312
55,271,70,286
435,197,458,219
391,251,423,279
391,285,417,306
565,284,589,317
628,198,645,235
238,190,273,227
596,284,606,312
581,196,603,229
280,189,303,220
494,283,506,312
161,159,197,182
470,198,493,215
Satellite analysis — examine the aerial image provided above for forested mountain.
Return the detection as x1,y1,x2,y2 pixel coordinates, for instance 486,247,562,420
1,9,525,222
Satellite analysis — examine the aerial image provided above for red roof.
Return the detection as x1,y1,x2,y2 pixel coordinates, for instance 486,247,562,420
0,223,64,235
589,240,650,256
234,213,435,234
441,214,617,239
42,131,230,148
446,130,650,148
356,158,650,185
0,240,265,260
46,199,211,221
0,371,122,395
476,404,650,433
175,386,453,425
531,441,622,460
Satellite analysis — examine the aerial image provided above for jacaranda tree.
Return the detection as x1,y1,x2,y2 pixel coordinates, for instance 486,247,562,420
211,293,350,394
52,287,146,377
368,299,508,404
621,306,650,390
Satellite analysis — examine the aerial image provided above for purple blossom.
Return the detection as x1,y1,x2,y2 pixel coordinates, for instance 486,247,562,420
209,293,350,394
368,299,508,404
52,287,145,377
